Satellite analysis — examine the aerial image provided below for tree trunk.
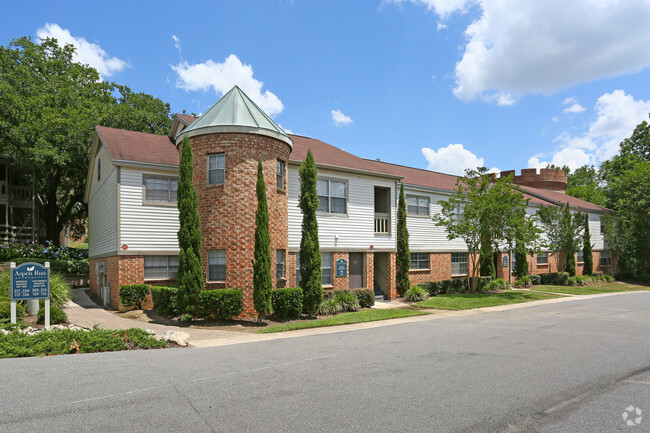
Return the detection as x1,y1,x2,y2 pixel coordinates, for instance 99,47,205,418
44,184,63,246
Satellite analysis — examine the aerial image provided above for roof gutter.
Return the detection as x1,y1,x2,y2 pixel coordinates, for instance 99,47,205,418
288,159,403,181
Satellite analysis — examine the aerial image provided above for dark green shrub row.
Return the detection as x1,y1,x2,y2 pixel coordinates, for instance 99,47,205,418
352,288,375,308
37,306,67,324
119,284,150,309
539,272,571,285
10,257,89,275
0,300,26,320
567,274,615,286
271,287,303,320
416,277,492,296
197,289,243,320
150,286,178,316
529,275,541,285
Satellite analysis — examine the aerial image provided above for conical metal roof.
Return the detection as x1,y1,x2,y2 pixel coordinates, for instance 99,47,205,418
176,86,292,148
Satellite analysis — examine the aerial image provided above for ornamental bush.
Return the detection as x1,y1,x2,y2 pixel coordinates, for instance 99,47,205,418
317,298,342,315
352,288,375,308
0,301,26,320
150,286,178,316
271,287,303,320
37,305,67,324
514,276,532,288
10,258,89,275
556,272,570,286
197,289,243,320
485,278,510,291
529,274,541,285
333,290,360,312
539,272,559,285
119,284,150,309
404,285,428,302
0,240,87,261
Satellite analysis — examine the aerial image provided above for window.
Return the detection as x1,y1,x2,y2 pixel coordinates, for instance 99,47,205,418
144,176,178,204
410,253,429,270
276,160,285,190
600,251,611,267
537,252,548,265
207,153,225,185
577,251,584,263
295,254,301,287
144,256,178,280
276,249,286,279
451,253,468,276
208,250,226,281
97,159,101,181
317,179,347,214
321,252,333,285
407,195,429,216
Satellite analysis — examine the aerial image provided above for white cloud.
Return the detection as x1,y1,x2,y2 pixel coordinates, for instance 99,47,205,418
386,0,473,19
530,90,650,170
551,117,559,122
331,109,353,126
563,103,586,114
422,143,496,175
441,1,650,104
562,96,578,105
36,23,129,78
437,22,447,31
171,54,284,116
172,35,181,53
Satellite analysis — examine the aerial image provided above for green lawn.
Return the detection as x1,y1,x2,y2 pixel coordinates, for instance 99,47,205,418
257,309,430,334
531,282,649,295
69,241,88,249
414,290,564,310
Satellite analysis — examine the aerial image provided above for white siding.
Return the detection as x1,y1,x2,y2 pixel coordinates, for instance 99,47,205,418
288,167,396,250
88,145,118,258
587,212,605,250
119,167,179,252
406,190,467,251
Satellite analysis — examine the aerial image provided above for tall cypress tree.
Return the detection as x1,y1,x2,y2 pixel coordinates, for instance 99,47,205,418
396,183,410,295
176,136,203,315
513,239,528,278
252,160,272,319
299,150,322,315
583,214,593,276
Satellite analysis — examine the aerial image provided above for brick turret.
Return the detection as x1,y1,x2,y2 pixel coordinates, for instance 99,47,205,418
500,168,567,192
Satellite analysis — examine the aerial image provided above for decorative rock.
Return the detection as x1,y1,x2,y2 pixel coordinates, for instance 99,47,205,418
145,329,156,335
161,330,190,347
1,329,10,336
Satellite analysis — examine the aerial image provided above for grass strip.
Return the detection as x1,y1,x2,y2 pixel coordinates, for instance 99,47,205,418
530,282,649,295
257,309,430,333
415,290,564,310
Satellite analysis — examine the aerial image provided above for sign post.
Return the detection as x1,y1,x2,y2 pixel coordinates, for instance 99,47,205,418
10,262,51,328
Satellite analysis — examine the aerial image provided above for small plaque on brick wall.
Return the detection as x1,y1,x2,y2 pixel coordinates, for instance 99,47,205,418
336,259,347,277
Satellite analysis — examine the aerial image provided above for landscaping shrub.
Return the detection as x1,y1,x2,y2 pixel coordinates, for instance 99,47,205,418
419,281,441,296
37,305,67,324
0,270,71,308
0,300,26,320
119,284,150,309
10,257,89,275
0,240,88,262
271,287,303,320
197,289,243,320
515,276,532,288
485,278,510,291
540,273,558,285
333,290,360,312
476,276,492,292
404,285,428,302
150,286,178,316
317,298,342,315
556,272,570,286
449,278,468,293
352,288,375,308
529,275,541,285
603,274,615,282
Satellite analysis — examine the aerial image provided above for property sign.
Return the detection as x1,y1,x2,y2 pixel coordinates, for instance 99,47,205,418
10,262,50,301
336,259,347,277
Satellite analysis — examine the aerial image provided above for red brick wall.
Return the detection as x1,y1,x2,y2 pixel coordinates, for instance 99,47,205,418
409,252,454,285
501,168,567,192
190,132,291,316
365,252,374,293
332,252,349,290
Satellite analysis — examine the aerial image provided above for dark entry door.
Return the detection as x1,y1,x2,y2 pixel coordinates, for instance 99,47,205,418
349,253,363,289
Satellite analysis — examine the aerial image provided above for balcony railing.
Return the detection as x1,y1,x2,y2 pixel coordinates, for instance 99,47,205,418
12,186,33,201
374,213,390,234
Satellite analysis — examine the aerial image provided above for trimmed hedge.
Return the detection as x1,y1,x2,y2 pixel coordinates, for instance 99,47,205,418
197,289,243,320
405,285,428,302
119,284,150,309
514,276,532,288
151,286,178,316
0,300,26,320
333,290,360,312
10,257,89,275
529,274,541,285
271,287,303,320
37,305,68,324
352,288,375,308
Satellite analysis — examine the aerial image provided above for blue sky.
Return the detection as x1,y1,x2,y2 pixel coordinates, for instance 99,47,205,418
4,0,650,175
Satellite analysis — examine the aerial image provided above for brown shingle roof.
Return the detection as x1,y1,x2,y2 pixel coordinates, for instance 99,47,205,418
96,125,179,167
177,114,198,124
519,185,610,212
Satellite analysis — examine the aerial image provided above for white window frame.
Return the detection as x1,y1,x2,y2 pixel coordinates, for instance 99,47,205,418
321,252,333,285
144,256,179,280
295,254,301,287
577,251,584,263
317,178,348,214
208,250,226,281
410,252,429,270
276,249,286,279
276,160,285,190
143,175,178,205
537,252,548,265
600,251,611,267
207,153,225,185
451,253,468,276
406,195,430,216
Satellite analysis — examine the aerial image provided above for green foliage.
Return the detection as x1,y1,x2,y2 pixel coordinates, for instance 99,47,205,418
529,275,541,285
556,272,570,285
0,37,171,243
538,204,583,275
404,285,429,302
317,298,342,315
416,277,480,295
176,135,203,315
433,168,537,292
513,240,529,278
582,216,593,276
333,290,360,312
0,327,167,358
480,248,496,279
118,284,150,309
150,286,178,316
196,289,243,320
396,183,410,295
37,305,67,324
0,270,70,308
539,272,559,285
298,150,322,314
252,160,272,318
566,165,606,206
514,276,532,288
9,258,89,275
0,240,87,261
565,252,576,277
485,278,510,291
0,301,26,320
351,288,375,308
271,287,303,320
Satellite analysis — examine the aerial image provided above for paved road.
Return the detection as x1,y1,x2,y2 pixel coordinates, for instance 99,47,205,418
1,292,649,433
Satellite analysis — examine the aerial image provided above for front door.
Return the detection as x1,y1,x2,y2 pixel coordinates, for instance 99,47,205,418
349,253,364,289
